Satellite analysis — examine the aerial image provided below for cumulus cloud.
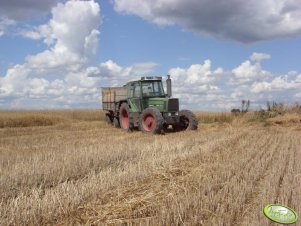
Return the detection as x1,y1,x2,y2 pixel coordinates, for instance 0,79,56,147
0,0,103,109
25,0,101,71
0,60,158,109
0,0,161,109
167,60,227,110
0,65,32,97
251,74,300,93
169,60,223,90
96,60,158,86
231,60,271,85
114,0,301,42
0,17,15,36
100,60,158,77
0,0,159,109
164,53,301,110
0,63,103,108
250,52,271,62
1,51,301,110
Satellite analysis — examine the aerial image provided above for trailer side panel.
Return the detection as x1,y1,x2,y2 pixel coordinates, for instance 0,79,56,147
102,87,127,112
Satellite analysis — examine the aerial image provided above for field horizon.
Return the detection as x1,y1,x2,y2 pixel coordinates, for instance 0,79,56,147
0,109,300,225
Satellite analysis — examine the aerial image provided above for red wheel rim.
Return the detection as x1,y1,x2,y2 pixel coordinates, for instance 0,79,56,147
120,109,129,129
142,114,156,131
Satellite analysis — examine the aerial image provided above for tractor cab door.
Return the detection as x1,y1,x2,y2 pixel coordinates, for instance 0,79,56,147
128,82,142,112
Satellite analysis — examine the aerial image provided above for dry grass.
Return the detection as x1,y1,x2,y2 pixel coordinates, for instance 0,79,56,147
266,113,301,126
0,110,300,226
0,109,104,128
195,112,235,124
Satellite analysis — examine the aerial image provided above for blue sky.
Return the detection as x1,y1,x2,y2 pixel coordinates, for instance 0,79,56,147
0,0,301,111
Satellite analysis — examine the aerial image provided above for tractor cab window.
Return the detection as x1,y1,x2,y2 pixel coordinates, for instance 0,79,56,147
142,81,165,97
129,82,141,98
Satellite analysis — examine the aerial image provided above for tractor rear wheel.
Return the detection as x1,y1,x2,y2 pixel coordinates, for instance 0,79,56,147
176,110,198,131
139,107,164,134
119,103,133,132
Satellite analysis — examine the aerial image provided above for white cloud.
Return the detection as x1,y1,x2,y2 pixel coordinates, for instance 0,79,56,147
0,17,15,36
0,65,31,97
65,71,100,89
169,60,221,86
0,1,103,108
25,0,101,71
251,74,300,93
20,30,43,40
250,82,272,94
232,61,271,84
114,0,301,42
1,52,301,110
229,60,301,109
19,24,55,44
167,60,228,110
163,52,301,110
97,60,158,86
250,52,271,62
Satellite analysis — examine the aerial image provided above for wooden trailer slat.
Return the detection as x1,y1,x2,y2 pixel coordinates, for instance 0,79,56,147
102,87,127,112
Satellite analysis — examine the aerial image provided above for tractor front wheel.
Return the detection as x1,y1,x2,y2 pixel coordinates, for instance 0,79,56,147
139,108,164,134
176,110,198,131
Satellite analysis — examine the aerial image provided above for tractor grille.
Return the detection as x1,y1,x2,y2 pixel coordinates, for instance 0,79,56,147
168,99,179,112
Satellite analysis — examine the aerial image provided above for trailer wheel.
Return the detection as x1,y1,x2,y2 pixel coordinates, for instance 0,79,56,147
113,117,120,128
119,103,133,132
105,114,113,124
139,108,164,134
177,110,198,131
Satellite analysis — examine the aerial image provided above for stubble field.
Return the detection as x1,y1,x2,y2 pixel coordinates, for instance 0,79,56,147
0,110,300,225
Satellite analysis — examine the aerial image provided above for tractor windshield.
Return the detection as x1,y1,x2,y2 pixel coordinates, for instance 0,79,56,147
142,81,165,97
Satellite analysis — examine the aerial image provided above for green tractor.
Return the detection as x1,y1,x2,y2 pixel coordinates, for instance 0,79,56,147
102,75,198,134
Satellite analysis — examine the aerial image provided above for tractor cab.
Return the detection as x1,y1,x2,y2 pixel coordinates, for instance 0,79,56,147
141,79,165,98
126,76,179,113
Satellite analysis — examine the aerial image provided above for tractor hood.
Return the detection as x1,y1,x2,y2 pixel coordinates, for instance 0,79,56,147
146,97,179,112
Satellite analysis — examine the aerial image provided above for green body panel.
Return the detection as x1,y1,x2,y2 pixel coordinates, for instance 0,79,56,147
128,97,168,112
146,98,167,112
128,98,141,112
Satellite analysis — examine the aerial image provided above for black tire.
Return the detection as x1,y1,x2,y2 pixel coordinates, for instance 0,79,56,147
139,107,164,134
113,117,120,128
119,103,133,132
177,110,198,131
105,114,112,124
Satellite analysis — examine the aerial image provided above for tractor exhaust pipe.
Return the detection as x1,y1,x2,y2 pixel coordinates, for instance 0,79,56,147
166,75,172,97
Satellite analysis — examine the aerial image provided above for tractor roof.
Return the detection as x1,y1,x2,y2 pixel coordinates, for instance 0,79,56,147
125,76,163,86
141,76,162,81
